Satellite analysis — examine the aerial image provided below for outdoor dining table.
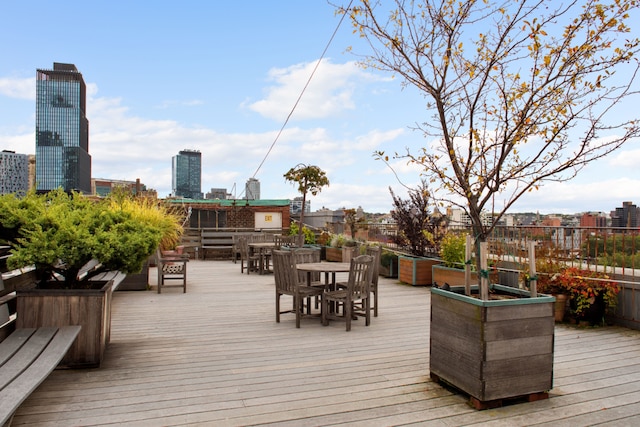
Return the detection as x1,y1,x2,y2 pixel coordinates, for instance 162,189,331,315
296,262,351,316
248,242,277,275
296,262,351,289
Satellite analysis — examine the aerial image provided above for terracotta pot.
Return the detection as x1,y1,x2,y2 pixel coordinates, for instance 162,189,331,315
554,294,568,322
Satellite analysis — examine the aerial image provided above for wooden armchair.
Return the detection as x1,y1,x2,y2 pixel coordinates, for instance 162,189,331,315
273,250,324,328
322,255,373,331
156,249,188,293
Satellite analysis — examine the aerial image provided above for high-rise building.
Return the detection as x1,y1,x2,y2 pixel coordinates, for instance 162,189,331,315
0,150,29,195
35,62,91,193
611,201,639,228
245,177,260,200
172,149,202,199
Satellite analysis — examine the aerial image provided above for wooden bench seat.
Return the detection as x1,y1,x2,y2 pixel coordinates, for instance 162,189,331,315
200,231,235,260
0,326,81,426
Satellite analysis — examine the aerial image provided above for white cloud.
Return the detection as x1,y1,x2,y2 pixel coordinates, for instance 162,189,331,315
609,147,640,168
0,77,35,100
247,59,366,121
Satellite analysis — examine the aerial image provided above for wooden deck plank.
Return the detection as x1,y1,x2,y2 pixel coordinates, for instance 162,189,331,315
10,260,640,426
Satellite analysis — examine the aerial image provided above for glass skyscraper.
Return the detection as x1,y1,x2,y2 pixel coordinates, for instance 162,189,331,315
35,63,91,193
172,149,203,199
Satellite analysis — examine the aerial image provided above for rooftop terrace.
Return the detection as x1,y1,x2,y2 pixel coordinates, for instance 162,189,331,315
11,260,640,426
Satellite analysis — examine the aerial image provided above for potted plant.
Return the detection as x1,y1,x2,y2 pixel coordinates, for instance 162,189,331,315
556,267,620,326
430,242,555,407
0,189,183,367
526,252,569,322
432,232,480,287
390,182,446,286
325,234,358,262
379,248,399,278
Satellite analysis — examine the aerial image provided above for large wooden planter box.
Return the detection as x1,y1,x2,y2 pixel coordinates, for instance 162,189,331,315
16,278,116,368
430,284,555,407
399,256,440,286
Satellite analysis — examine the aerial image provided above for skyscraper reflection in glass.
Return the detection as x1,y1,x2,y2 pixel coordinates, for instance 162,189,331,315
35,63,91,193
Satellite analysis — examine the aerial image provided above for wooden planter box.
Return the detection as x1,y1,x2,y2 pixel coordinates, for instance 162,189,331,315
430,284,555,407
325,246,358,262
380,255,399,278
16,278,117,368
117,262,149,291
399,256,440,286
432,264,479,287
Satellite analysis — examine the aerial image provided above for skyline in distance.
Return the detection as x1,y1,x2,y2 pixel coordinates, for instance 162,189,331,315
0,1,639,215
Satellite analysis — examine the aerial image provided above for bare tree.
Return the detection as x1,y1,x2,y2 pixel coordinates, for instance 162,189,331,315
338,0,640,244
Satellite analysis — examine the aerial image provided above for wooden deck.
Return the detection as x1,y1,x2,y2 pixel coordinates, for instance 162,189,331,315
11,260,640,426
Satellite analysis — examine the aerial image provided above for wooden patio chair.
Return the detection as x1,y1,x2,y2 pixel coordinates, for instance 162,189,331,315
322,254,373,331
238,237,259,274
335,246,380,316
274,234,296,249
156,249,188,293
273,250,324,328
365,245,381,317
293,248,323,309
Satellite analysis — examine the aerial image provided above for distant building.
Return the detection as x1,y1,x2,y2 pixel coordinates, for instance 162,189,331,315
35,62,91,193
92,178,147,197
541,216,561,227
290,196,310,215
172,149,203,199
245,178,260,200
206,188,228,200
446,207,496,228
304,207,344,233
611,201,639,228
0,150,29,195
580,212,608,228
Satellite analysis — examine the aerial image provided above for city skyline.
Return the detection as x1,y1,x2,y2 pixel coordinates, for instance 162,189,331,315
1,1,639,214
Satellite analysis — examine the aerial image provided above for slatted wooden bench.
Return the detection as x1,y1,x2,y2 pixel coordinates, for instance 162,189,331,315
0,326,81,426
200,230,236,260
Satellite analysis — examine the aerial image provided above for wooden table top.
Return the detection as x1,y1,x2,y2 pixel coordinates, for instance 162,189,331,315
296,262,351,273
248,242,277,248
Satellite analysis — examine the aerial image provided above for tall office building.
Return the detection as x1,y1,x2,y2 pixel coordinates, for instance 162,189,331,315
0,150,29,195
35,63,91,193
245,177,260,200
172,149,203,199
611,201,639,228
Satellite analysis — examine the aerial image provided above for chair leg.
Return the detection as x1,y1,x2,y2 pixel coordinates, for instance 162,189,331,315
345,301,352,331
295,296,301,328
365,298,371,326
276,292,281,323
322,297,329,326
373,288,378,317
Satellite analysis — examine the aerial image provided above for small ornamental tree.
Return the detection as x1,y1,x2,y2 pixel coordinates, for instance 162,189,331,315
390,181,447,257
284,164,329,245
340,0,640,271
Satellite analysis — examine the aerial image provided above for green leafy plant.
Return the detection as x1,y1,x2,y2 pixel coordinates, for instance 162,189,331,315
288,222,316,244
439,233,467,269
0,189,183,288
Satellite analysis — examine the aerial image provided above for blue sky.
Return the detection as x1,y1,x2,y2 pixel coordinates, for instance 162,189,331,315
1,1,639,215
